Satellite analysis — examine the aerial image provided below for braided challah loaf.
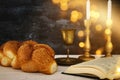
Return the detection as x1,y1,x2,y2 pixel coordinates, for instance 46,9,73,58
0,40,57,74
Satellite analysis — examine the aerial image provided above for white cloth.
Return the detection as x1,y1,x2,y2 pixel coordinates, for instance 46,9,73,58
0,55,95,80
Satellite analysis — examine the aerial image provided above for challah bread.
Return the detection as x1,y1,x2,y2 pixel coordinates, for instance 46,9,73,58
0,41,20,67
17,43,33,66
21,60,39,72
34,44,55,58
0,49,10,66
0,50,3,63
32,48,57,74
3,41,20,59
22,40,38,46
16,40,38,68
21,48,57,74
1,56,11,66
11,55,20,69
0,40,57,74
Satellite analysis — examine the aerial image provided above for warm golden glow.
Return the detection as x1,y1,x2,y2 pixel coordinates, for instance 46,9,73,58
78,30,84,37
107,0,112,20
60,0,69,3
91,5,97,11
79,42,85,48
95,48,103,55
70,10,79,22
105,28,111,35
52,0,60,4
96,50,101,55
68,0,85,9
60,3,68,11
78,12,83,20
90,10,100,20
110,7,120,40
95,24,103,32
90,4,100,23
117,67,120,73
91,11,100,19
106,19,112,26
60,0,69,11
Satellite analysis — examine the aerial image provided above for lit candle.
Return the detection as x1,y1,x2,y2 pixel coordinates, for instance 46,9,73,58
107,0,112,20
86,0,90,20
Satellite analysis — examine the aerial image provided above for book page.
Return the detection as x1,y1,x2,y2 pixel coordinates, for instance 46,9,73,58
64,65,106,79
64,55,120,79
74,56,119,73
75,56,118,73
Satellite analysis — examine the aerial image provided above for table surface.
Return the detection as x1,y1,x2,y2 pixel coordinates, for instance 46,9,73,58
0,55,97,80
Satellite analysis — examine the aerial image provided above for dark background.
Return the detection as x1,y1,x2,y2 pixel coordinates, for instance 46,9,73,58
0,0,120,55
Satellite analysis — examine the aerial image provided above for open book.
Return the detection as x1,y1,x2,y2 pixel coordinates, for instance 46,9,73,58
63,55,120,80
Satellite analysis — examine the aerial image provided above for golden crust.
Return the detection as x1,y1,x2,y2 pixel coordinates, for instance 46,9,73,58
3,41,20,59
0,40,57,74
34,44,55,58
32,48,57,74
11,55,20,69
22,40,38,46
0,41,21,67
1,56,12,67
17,44,33,65
17,40,38,65
21,60,38,72
0,50,4,64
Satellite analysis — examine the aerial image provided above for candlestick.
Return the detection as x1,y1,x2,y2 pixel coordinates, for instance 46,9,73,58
78,0,94,61
78,20,94,61
86,0,90,20
105,20,113,57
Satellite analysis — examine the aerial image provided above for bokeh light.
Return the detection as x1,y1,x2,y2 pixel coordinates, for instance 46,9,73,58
60,2,68,11
105,28,111,35
68,0,85,9
70,10,83,22
79,42,85,48
77,30,84,38
95,24,103,32
52,0,60,4
90,10,100,23
95,48,103,55
70,10,79,22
